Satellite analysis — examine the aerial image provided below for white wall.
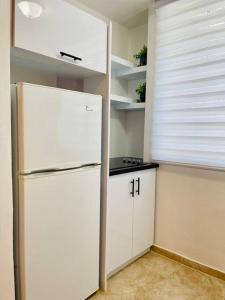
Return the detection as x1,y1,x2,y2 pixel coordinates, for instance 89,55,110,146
155,164,225,273
128,24,148,64
110,108,144,158
111,22,129,59
126,111,144,157
0,1,15,299
110,107,128,157
11,64,57,87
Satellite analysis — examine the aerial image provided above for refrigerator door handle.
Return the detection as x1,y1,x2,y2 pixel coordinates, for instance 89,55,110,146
23,168,61,175
85,105,94,112
81,163,101,168
22,164,101,176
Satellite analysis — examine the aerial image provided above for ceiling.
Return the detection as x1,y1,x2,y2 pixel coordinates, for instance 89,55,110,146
77,0,151,26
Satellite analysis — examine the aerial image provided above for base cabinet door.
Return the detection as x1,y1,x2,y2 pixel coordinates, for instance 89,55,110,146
107,169,156,275
107,174,133,274
132,169,156,257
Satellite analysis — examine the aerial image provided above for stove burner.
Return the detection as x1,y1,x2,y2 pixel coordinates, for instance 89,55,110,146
110,157,144,170
122,157,143,165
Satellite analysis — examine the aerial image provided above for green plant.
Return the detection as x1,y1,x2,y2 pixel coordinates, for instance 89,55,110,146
134,45,147,59
136,82,146,95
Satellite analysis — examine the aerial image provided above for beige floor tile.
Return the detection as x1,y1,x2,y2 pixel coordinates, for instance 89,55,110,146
90,252,225,300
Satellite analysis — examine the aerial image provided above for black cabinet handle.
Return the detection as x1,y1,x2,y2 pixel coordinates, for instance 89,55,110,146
130,179,135,197
136,177,140,195
60,51,82,61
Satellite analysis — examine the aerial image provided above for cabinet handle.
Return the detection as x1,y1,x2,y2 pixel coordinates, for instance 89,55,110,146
60,51,82,61
130,179,135,197
136,177,140,195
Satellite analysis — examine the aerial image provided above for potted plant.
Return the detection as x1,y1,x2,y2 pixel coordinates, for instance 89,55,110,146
136,83,146,102
134,45,147,66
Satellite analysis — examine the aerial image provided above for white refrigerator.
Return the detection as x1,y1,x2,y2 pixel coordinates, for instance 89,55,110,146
12,83,102,300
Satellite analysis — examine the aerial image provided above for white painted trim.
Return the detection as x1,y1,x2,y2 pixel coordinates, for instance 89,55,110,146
99,22,112,292
143,8,156,162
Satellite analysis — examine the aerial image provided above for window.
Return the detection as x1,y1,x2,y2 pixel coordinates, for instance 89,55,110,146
152,0,225,168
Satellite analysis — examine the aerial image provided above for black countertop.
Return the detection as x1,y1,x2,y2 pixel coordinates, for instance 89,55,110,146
109,157,159,176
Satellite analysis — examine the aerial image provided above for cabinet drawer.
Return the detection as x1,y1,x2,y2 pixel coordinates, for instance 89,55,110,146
13,0,107,74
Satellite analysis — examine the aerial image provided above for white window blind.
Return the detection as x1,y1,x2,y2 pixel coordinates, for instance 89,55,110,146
152,0,225,169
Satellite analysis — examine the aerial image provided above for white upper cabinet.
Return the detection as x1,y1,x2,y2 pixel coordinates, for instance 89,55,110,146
13,0,107,74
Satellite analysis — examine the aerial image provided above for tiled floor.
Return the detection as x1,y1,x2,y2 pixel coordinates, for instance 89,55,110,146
90,252,225,300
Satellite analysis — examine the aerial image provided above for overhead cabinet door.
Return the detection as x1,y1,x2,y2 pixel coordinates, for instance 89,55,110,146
13,0,107,74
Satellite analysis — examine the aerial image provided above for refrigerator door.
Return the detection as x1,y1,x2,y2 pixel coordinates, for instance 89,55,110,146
16,83,102,174
18,166,100,300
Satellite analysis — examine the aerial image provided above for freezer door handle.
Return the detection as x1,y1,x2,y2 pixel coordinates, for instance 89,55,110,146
81,163,101,168
23,168,61,175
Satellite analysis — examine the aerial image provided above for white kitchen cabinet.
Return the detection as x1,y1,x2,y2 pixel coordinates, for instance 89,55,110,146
107,169,156,275
13,0,107,74
107,173,133,274
132,170,156,257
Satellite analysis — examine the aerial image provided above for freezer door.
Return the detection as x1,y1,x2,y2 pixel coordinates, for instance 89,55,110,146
17,166,100,300
16,83,102,173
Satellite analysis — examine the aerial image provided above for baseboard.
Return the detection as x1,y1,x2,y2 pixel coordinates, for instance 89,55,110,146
151,245,225,281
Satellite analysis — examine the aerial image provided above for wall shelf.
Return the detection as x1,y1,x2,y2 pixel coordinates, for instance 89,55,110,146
111,94,135,104
113,65,147,80
115,103,145,111
111,55,147,80
111,55,136,73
